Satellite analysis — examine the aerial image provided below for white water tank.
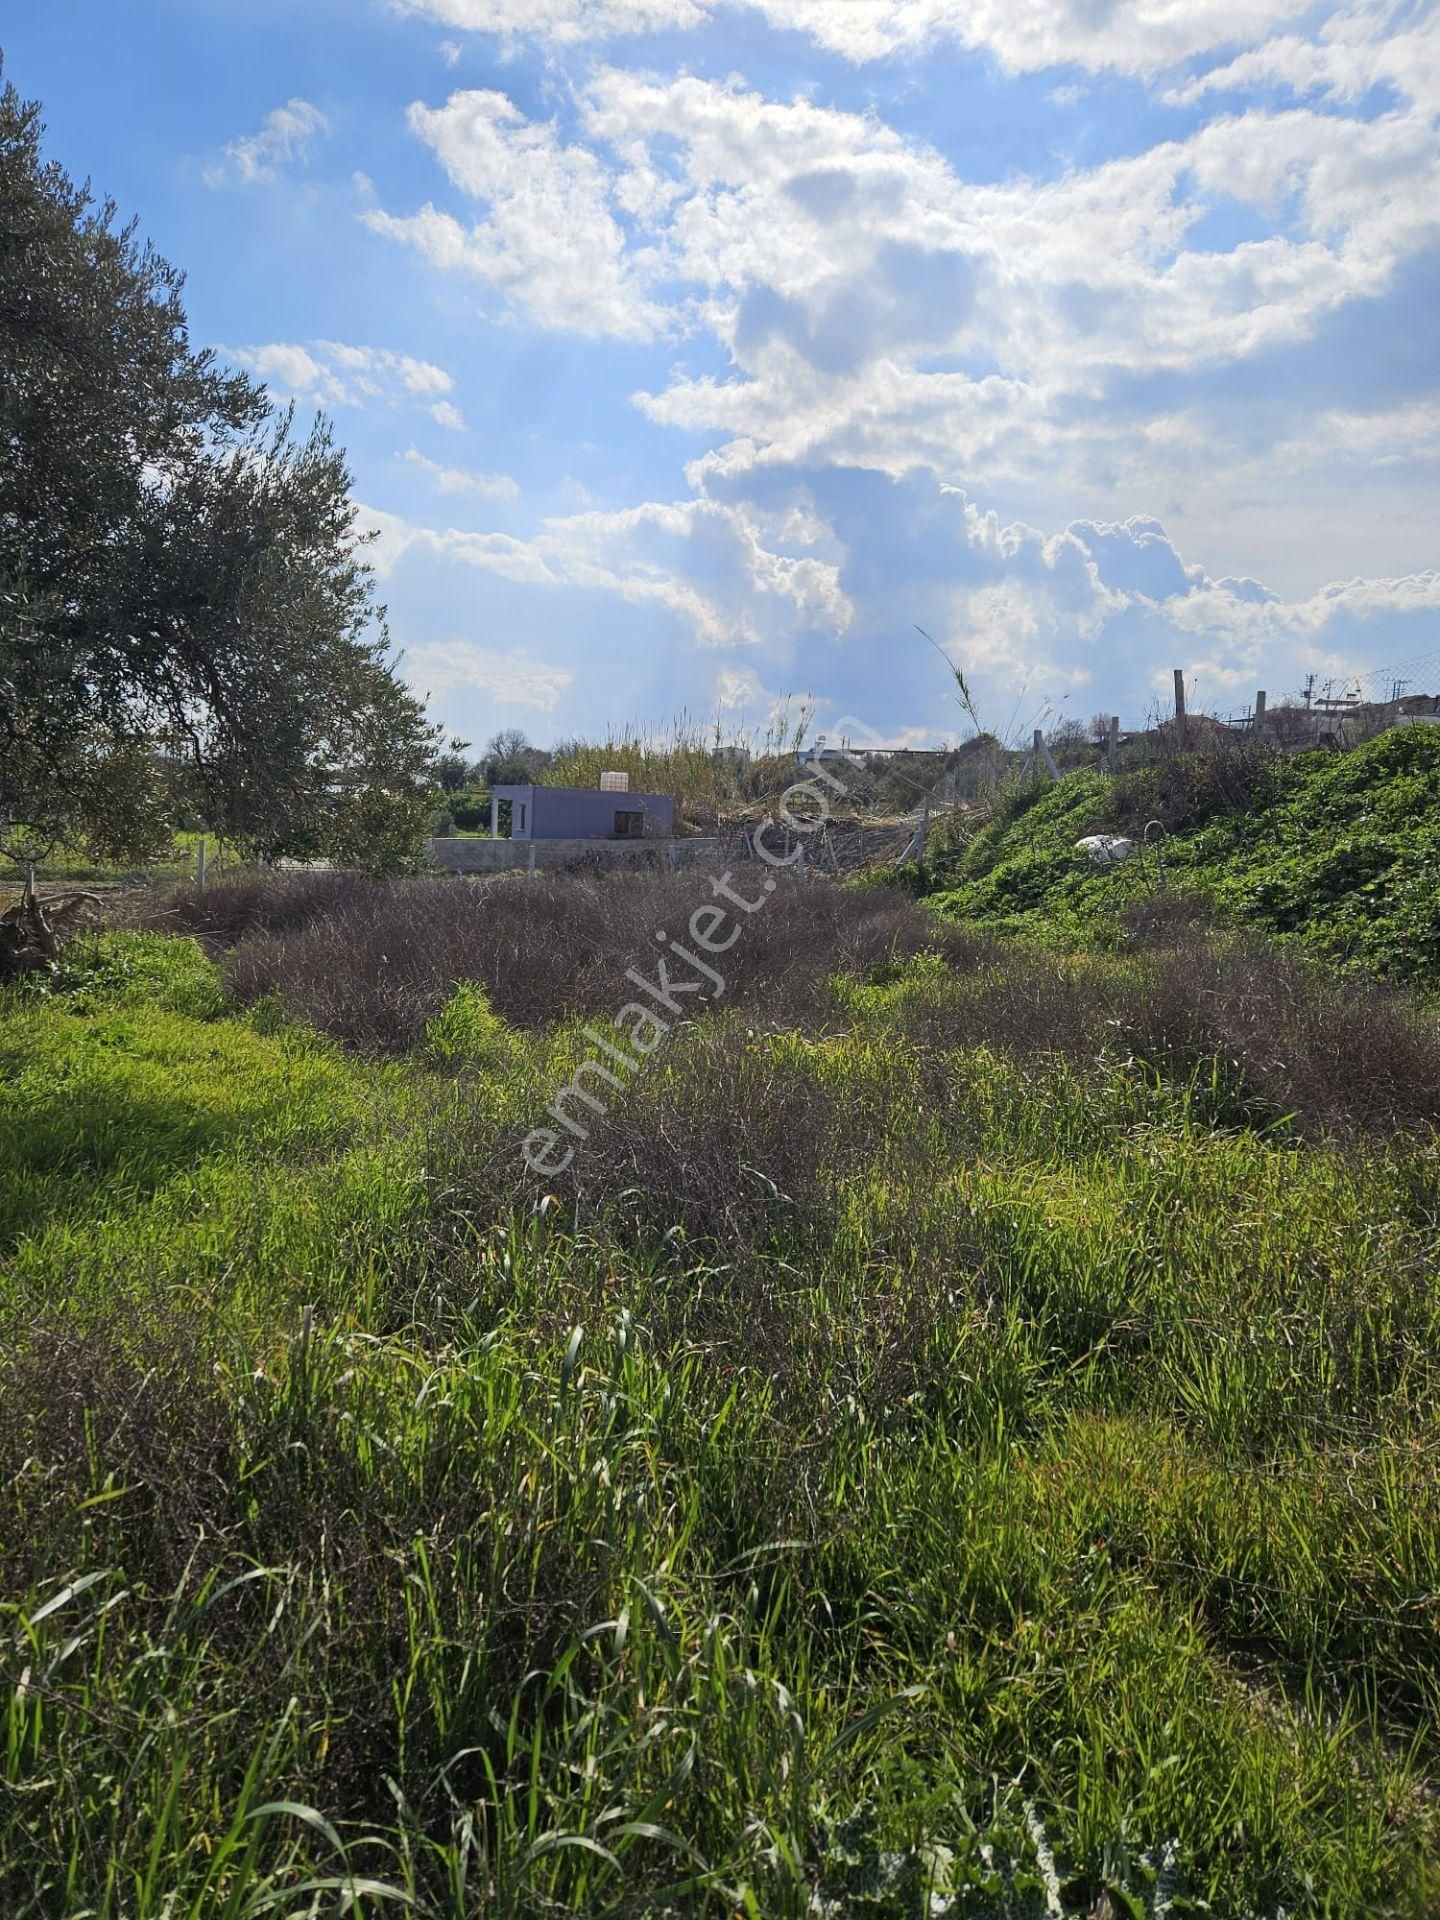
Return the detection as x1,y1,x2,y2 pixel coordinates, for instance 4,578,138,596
599,770,630,792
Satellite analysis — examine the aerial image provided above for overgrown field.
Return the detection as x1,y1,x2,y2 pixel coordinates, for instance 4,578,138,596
927,724,1440,986
4,873,1440,1916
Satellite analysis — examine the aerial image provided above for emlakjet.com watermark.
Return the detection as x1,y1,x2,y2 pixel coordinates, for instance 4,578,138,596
521,719,885,1177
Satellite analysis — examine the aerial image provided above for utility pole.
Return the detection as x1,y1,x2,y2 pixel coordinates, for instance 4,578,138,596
1106,714,1119,772
1173,668,1187,750
1254,690,1266,734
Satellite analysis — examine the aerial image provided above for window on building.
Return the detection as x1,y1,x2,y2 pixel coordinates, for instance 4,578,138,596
613,809,644,839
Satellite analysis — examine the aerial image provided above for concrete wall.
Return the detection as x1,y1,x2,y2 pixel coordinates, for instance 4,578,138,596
429,836,717,875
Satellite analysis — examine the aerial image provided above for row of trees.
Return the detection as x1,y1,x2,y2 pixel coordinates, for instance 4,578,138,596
0,70,445,874
432,728,552,794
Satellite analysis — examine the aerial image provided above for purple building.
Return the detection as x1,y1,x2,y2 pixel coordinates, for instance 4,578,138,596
488,784,677,841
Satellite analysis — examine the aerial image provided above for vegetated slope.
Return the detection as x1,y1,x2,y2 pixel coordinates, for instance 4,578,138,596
5,913,1440,1915
928,723,1440,983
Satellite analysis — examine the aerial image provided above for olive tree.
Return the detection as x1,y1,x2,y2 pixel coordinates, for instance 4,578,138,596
0,73,441,872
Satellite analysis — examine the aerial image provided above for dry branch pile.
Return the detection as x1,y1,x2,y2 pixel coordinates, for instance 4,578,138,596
0,881,100,978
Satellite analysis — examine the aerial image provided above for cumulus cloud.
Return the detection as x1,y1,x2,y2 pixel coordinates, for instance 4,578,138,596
359,6,1438,723
1164,6,1440,113
359,469,1439,732
370,60,1437,508
227,340,464,422
396,0,1316,77
363,90,670,340
403,447,519,496
206,98,328,186
357,493,851,646
928,493,1440,715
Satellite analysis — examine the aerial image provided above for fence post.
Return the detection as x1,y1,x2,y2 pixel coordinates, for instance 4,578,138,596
1173,668,1187,750
196,835,208,890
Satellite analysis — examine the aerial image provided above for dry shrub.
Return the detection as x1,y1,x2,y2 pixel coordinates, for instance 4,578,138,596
882,931,1440,1138
885,951,1135,1063
218,868,983,1048
125,868,387,946
1109,734,1277,835
1119,891,1217,947
565,1025,909,1244
0,1299,237,1592
1139,936,1440,1137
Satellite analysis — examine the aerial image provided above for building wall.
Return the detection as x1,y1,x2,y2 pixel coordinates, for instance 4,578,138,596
500,787,676,839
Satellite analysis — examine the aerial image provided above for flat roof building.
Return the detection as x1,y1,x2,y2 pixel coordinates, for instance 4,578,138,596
488,784,676,842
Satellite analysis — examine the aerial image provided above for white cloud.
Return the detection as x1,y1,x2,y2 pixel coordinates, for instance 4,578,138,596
396,0,1318,77
366,58,1436,503
929,495,1440,714
398,0,706,40
404,447,519,496
356,494,851,646
206,98,328,187
1164,7,1440,114
227,340,463,422
361,14,1439,715
402,637,574,712
363,90,669,340
571,62,1437,507
439,38,463,65
742,0,1313,75
428,400,469,430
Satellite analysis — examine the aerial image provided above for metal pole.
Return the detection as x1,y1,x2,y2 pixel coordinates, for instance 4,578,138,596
1173,668,1187,750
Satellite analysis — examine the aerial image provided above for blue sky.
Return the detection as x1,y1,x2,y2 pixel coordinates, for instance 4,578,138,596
6,0,1439,748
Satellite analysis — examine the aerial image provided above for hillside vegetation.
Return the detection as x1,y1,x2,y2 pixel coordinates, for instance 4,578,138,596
4,878,1440,1915
928,724,1440,985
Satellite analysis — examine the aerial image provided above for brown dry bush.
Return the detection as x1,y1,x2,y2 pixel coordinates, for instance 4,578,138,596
214,868,984,1047
879,931,1440,1139
0,1299,237,1593
1140,935,1440,1137
1108,734,1278,835
125,868,387,946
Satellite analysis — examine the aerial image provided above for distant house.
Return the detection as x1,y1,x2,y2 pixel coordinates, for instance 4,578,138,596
488,782,676,841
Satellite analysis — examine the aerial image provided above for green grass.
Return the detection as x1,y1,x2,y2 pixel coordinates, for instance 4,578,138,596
928,724,1440,984
2,932,1439,1914
1,831,244,890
